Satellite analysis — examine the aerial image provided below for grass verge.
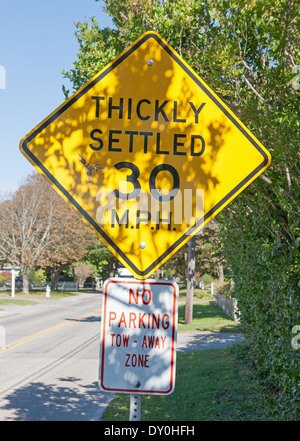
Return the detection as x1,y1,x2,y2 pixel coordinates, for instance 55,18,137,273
0,291,80,310
101,345,281,421
0,298,38,307
177,301,240,333
0,291,80,301
178,286,213,302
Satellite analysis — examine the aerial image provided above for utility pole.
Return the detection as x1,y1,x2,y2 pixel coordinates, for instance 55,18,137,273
185,234,196,324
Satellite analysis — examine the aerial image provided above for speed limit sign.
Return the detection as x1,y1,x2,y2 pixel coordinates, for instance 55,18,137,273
20,31,271,279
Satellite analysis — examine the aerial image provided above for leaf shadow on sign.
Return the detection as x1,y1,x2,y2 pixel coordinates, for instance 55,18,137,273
24,36,231,277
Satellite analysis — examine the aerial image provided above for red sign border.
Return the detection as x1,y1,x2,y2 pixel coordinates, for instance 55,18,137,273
99,279,178,395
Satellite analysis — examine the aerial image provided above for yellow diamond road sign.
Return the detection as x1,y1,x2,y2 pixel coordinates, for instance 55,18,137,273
20,31,271,279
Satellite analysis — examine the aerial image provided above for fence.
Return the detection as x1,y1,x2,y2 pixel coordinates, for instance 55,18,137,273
0,281,78,292
29,281,79,291
213,292,240,323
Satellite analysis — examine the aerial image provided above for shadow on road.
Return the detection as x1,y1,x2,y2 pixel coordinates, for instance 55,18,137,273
65,315,101,323
1,379,112,421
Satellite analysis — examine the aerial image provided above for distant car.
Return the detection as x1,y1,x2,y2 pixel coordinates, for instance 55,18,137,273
117,268,135,278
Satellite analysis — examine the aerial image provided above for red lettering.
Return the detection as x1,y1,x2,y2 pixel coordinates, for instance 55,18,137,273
119,312,127,327
139,313,146,328
129,312,137,328
162,314,170,329
109,311,116,326
129,288,138,305
152,313,160,329
125,353,150,368
132,354,137,366
141,289,151,305
111,333,130,347
125,353,131,367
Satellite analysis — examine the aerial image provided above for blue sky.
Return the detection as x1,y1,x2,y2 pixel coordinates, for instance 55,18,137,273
0,0,113,194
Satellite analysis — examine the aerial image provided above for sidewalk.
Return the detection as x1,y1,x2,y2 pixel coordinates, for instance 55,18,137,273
177,330,243,352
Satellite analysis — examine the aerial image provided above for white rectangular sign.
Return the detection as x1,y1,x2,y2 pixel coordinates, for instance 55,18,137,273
99,278,178,395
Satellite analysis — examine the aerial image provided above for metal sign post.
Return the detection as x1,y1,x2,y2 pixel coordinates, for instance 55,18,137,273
129,394,142,421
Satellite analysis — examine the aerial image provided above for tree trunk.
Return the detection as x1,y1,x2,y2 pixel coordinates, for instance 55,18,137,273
22,270,30,295
50,268,62,291
185,235,196,325
217,261,224,282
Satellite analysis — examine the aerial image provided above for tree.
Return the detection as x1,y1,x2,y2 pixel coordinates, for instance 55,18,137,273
0,175,58,294
38,193,97,290
63,0,299,416
0,173,99,293
83,241,119,281
73,261,95,288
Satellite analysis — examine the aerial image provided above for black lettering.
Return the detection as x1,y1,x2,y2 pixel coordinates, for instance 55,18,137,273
140,132,153,153
89,128,103,151
125,131,138,153
111,209,129,228
136,210,151,229
108,97,124,119
155,100,169,122
113,162,141,200
149,164,180,201
173,133,186,156
91,96,105,117
127,98,132,119
156,132,169,155
136,99,150,120
173,101,186,123
191,135,205,156
108,130,122,152
156,211,172,230
189,102,206,123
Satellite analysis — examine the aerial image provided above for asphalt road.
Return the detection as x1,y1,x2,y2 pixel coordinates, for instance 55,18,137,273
0,292,243,421
0,293,114,421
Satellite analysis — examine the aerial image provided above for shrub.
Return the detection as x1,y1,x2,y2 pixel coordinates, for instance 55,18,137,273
220,203,300,420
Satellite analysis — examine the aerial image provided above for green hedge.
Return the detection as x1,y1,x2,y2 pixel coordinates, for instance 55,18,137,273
220,191,300,420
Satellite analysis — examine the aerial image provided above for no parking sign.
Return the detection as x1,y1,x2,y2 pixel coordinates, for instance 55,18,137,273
99,278,178,395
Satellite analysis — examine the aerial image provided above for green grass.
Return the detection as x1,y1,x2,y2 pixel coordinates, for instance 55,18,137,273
0,291,80,301
0,291,80,310
101,345,281,421
177,301,240,333
100,301,276,421
178,286,213,302
0,298,38,307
